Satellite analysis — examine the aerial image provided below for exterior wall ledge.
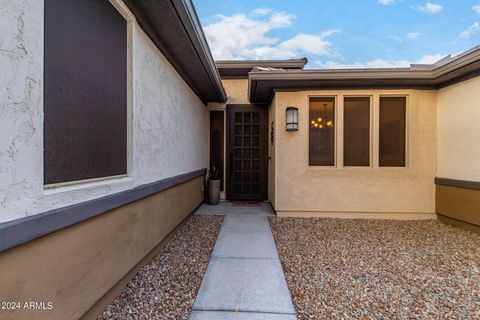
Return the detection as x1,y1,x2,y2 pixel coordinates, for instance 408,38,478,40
276,210,437,220
0,169,206,253
435,177,480,190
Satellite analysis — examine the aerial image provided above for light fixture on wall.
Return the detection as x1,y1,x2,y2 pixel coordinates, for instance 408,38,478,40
286,107,298,131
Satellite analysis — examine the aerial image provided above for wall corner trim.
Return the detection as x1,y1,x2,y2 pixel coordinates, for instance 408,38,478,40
0,169,207,253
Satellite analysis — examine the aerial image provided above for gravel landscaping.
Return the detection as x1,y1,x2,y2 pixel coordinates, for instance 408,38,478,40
98,215,223,320
269,218,480,319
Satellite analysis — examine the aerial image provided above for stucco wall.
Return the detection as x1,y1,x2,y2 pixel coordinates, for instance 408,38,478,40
222,79,250,105
437,76,480,181
0,0,208,223
272,90,437,218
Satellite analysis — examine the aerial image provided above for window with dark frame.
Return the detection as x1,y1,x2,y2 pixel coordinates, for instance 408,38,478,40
379,96,407,167
44,0,128,185
343,97,370,167
309,97,335,166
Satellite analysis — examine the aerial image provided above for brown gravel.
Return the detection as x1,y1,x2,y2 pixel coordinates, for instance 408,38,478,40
98,215,223,320
269,218,480,320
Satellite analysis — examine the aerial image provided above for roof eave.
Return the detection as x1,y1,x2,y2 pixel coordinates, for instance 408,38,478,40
248,46,480,104
123,0,226,104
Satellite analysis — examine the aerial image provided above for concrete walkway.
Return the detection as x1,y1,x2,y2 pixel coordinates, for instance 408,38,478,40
190,202,297,319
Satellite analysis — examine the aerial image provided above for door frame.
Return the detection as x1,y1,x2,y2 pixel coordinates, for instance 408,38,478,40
226,104,268,201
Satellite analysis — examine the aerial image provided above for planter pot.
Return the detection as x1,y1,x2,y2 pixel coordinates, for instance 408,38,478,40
208,179,221,205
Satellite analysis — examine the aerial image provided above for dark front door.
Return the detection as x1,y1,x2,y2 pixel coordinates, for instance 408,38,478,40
227,105,267,201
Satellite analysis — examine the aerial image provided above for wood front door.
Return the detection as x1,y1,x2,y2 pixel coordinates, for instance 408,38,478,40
227,105,267,201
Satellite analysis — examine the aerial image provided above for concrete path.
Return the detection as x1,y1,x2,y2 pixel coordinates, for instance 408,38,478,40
194,201,274,216
190,202,297,319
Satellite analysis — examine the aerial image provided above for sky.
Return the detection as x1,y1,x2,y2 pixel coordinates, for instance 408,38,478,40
193,0,480,68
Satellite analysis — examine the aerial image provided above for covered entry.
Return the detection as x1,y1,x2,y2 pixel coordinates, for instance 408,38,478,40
226,105,268,201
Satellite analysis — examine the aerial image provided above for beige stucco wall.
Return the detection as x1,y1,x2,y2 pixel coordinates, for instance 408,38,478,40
208,79,249,109
272,89,437,218
437,76,480,181
0,176,204,320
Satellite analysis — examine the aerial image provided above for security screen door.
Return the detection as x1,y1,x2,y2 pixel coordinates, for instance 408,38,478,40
227,105,267,201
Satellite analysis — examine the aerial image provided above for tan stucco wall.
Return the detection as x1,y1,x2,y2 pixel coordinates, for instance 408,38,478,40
271,90,437,218
436,184,480,227
222,79,250,105
0,176,204,320
435,76,480,230
208,79,250,110
437,76,480,181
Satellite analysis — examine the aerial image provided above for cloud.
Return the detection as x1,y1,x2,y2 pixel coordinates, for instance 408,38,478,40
378,0,397,5
313,54,446,69
473,4,480,15
203,10,340,60
250,8,271,16
460,22,480,39
389,32,420,44
416,54,447,64
416,2,443,14
407,32,420,40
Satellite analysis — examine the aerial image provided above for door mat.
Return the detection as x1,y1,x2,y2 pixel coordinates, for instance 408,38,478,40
231,201,263,206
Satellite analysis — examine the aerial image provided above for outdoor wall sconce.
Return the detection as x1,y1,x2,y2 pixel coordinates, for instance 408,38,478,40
286,106,299,131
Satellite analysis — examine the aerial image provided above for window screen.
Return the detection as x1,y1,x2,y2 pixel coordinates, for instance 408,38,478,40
309,97,335,166
344,97,370,166
379,97,406,167
44,0,127,184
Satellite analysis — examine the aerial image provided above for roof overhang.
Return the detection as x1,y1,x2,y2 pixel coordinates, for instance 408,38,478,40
123,0,226,104
249,46,480,104
216,58,308,79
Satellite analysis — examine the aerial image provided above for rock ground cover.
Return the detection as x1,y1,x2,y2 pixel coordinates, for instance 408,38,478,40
98,215,223,320
269,218,480,320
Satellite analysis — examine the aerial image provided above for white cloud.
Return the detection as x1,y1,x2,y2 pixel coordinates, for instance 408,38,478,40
203,10,339,60
314,54,446,69
389,32,420,44
314,59,410,69
460,22,480,39
473,4,480,15
416,53,447,64
378,0,397,5
407,32,420,40
250,8,271,16
416,2,443,14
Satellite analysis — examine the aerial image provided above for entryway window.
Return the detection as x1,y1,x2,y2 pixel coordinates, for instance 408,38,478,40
309,97,336,166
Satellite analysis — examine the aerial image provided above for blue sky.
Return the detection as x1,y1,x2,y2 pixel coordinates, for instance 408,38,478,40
193,0,480,68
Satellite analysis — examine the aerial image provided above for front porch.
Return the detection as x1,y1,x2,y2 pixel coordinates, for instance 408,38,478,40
97,202,480,319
